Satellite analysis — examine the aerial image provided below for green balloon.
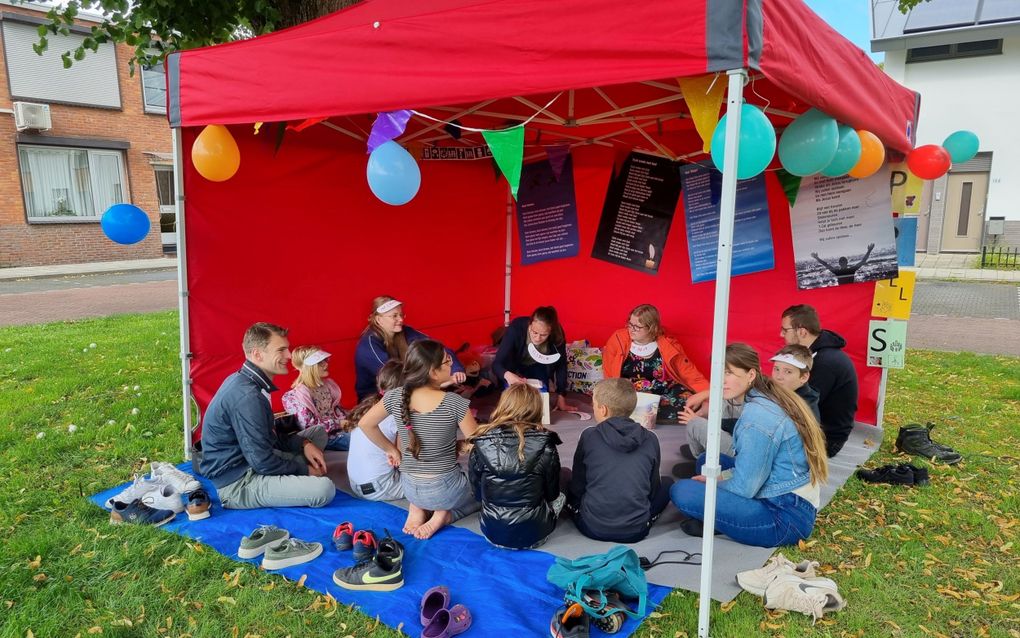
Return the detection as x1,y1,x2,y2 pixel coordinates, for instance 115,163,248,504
942,130,979,164
778,109,839,177
821,124,863,177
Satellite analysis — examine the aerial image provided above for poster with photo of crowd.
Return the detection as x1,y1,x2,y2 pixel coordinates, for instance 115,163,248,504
789,169,899,290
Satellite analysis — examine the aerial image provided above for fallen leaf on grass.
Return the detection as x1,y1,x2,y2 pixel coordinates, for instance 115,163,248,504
27,556,42,569
110,619,132,627
32,573,47,582
296,574,307,587
217,597,236,606
719,601,736,613
87,627,102,634
261,582,275,592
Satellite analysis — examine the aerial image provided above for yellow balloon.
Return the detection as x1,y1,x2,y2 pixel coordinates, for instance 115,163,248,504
847,130,885,179
192,125,240,182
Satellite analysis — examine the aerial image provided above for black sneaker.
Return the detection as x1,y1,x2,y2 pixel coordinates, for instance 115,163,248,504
671,459,697,479
332,532,403,591
898,463,930,486
109,498,176,526
895,423,962,464
856,464,915,485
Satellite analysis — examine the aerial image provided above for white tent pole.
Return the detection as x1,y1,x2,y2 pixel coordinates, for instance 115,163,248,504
697,67,747,638
172,127,194,460
875,367,889,429
504,189,513,326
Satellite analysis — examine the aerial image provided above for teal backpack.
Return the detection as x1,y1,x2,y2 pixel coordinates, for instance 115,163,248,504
546,545,647,619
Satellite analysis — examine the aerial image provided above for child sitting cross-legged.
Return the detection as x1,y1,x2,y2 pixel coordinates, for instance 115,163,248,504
769,344,821,424
468,384,564,549
281,346,350,451
358,339,480,539
345,360,405,502
567,378,673,543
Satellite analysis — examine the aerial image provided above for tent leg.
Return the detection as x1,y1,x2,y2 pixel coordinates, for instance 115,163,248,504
504,189,512,326
697,68,747,638
172,128,194,461
875,367,889,429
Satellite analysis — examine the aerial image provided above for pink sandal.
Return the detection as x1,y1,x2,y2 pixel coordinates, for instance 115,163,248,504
420,585,450,626
421,603,471,638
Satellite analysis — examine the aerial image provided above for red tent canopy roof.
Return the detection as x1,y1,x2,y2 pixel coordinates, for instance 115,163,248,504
168,0,918,153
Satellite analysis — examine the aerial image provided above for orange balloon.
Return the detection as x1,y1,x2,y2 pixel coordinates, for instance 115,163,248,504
847,130,885,178
192,125,240,182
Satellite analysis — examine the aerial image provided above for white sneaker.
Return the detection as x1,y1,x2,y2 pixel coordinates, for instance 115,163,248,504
736,553,819,597
139,483,185,514
151,462,201,493
763,574,846,623
104,475,166,510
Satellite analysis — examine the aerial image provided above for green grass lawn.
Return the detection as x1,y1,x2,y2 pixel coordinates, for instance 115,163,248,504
1,311,1018,637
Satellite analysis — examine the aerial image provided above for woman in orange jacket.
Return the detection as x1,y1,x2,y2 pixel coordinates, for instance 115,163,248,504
602,304,710,424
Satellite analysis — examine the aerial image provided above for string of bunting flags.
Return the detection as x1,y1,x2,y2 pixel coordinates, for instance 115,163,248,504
181,75,980,213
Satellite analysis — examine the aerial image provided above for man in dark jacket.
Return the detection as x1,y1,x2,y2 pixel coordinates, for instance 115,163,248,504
567,378,672,543
780,305,858,457
200,322,336,509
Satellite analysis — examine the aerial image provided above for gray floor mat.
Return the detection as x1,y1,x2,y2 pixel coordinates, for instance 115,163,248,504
324,397,883,602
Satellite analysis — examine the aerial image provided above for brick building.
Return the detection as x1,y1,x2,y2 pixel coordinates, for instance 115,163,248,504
0,2,171,267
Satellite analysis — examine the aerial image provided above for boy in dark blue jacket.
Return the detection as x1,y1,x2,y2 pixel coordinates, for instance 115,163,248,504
567,378,672,543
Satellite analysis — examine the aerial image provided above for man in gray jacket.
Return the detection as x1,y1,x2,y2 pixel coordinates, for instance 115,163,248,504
200,322,335,509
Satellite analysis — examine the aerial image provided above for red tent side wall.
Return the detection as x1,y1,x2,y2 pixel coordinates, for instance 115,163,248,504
182,125,507,414
183,130,879,425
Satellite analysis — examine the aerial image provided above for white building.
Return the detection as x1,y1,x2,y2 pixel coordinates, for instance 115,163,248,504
872,0,1020,254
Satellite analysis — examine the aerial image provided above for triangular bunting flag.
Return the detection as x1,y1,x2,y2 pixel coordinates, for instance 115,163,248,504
776,169,803,207
545,145,570,181
482,126,525,199
678,74,726,154
444,119,463,140
286,117,327,133
273,122,287,156
367,110,412,154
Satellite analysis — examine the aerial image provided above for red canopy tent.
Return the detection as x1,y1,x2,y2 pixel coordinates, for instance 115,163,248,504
166,0,917,633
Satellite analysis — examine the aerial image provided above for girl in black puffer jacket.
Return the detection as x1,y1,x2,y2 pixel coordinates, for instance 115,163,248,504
468,384,563,549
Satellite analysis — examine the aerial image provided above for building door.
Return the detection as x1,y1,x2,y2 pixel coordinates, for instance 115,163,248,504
154,166,176,251
940,172,988,253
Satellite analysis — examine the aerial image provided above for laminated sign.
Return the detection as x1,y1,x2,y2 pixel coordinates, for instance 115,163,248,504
872,271,916,320
868,320,907,369
566,343,603,395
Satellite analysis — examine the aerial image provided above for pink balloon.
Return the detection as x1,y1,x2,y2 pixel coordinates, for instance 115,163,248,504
906,145,951,180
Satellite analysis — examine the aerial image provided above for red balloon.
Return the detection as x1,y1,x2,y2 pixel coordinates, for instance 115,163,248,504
906,144,951,180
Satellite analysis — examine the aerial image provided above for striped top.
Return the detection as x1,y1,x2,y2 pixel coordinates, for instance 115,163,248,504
383,388,469,475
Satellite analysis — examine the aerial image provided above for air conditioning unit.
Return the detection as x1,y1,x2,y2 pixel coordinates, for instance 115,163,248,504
13,102,52,132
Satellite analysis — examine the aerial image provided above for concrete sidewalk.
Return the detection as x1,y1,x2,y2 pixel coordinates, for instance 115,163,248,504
908,252,1020,283
0,257,178,281
1,252,1017,283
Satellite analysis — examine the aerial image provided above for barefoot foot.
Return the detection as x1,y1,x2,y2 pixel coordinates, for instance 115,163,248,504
403,504,428,534
413,510,453,539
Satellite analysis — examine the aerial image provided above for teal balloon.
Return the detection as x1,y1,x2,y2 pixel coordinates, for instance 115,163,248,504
820,124,863,177
778,108,839,176
710,103,776,180
942,130,979,164
367,141,421,206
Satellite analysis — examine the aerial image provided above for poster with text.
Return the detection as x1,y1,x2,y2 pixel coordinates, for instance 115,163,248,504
789,170,899,290
868,319,907,369
681,163,775,283
515,156,580,264
592,152,682,274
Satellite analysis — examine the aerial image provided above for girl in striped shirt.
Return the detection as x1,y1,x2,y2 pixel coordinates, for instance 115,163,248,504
358,339,480,539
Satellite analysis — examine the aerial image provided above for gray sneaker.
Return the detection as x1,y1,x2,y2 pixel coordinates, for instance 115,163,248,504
238,525,290,559
736,553,819,597
763,574,846,623
262,538,323,570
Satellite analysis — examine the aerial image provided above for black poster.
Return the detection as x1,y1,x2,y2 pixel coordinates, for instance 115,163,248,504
592,152,682,274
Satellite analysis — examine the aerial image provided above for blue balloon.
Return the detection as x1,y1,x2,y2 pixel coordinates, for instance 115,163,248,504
367,140,421,206
101,204,150,245
710,103,776,180
942,130,979,164
778,108,839,177
820,123,863,177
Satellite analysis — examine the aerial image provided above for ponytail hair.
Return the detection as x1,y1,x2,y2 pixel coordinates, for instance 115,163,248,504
398,340,446,459
349,360,404,427
726,343,829,486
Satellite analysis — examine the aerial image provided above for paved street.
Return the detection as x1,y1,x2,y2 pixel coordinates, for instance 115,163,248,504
909,281,1020,356
0,270,177,327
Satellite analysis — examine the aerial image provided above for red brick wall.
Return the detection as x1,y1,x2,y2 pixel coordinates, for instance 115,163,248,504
0,5,171,267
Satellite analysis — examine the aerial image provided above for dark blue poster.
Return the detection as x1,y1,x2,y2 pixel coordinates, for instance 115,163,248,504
681,163,775,283
893,216,917,266
516,155,580,265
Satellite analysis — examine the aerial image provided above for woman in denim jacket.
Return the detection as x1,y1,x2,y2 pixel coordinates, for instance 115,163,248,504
670,343,828,547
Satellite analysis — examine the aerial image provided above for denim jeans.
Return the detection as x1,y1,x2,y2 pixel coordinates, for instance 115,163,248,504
401,469,480,522
325,431,351,451
669,453,816,547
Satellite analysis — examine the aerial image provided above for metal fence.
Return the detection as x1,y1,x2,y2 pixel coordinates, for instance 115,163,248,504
981,245,1020,268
